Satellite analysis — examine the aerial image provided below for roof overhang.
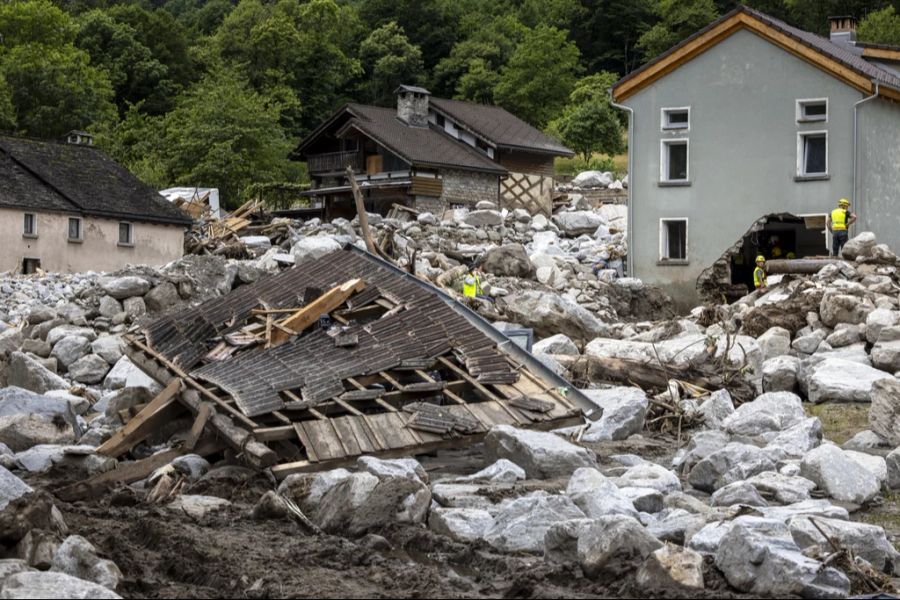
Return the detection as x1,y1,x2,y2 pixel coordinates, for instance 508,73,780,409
497,143,576,158
612,8,900,103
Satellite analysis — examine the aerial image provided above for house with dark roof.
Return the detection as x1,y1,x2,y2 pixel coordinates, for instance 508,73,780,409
0,134,192,274
611,7,900,305
295,86,574,218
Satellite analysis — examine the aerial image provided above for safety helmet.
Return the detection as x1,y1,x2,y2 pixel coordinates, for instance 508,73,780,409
839,198,850,206
756,255,766,263
786,252,796,259
771,247,782,258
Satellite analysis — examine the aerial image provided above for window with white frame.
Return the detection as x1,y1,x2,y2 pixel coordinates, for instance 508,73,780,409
23,213,36,237
797,99,827,122
660,139,689,182
661,107,690,130
798,132,827,176
118,222,133,245
660,219,688,261
67,217,82,241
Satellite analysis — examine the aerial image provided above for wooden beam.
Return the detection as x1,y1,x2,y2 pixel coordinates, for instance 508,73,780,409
184,403,212,451
269,279,366,346
96,379,184,457
347,166,378,254
437,357,525,424
253,425,297,442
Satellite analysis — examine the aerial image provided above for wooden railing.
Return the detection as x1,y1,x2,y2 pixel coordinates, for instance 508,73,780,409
307,150,361,173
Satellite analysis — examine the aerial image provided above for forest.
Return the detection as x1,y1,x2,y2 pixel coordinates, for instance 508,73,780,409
1,0,899,207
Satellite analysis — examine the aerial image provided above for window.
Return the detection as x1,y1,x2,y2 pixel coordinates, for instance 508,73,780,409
435,114,445,127
662,107,690,130
660,219,688,262
118,222,133,246
797,99,827,122
660,139,689,182
23,213,36,237
67,217,82,241
798,132,827,177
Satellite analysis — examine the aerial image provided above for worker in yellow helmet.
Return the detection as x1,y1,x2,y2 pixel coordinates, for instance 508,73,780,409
753,255,767,291
462,262,484,299
826,198,857,257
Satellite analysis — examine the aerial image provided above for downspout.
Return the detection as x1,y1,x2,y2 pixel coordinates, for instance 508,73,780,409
853,81,879,232
609,90,635,276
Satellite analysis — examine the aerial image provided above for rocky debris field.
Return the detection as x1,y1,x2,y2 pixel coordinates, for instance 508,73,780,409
0,228,897,597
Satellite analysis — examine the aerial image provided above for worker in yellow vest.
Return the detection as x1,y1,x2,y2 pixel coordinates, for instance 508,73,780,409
462,266,483,298
753,255,767,291
826,198,857,257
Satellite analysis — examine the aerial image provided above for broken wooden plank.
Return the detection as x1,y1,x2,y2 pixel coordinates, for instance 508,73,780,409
96,379,184,458
184,403,212,450
269,278,366,346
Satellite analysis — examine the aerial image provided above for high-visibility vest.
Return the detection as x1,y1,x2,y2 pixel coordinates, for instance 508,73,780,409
463,273,480,297
831,208,848,231
754,266,767,289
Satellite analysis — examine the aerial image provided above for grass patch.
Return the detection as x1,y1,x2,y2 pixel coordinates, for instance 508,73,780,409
805,402,869,445
555,152,628,178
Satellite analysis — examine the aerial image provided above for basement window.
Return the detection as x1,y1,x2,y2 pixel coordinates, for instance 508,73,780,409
659,219,688,263
118,222,133,246
797,132,828,178
67,217,83,242
661,107,690,130
23,213,36,237
660,139,689,183
797,99,827,122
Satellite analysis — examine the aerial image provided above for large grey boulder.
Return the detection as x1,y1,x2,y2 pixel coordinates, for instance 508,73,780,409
867,308,899,344
612,463,681,494
886,447,900,489
745,472,816,504
50,336,91,370
0,414,75,452
722,392,805,437
290,236,341,264
766,417,822,458
792,329,826,355
484,425,597,478
845,450,887,485
710,481,768,507
762,356,800,393
552,211,605,236
672,429,731,473
869,379,900,445
1,572,122,599
463,210,502,227
144,282,180,313
100,276,150,300
715,516,849,598
872,340,900,373
758,499,849,523
428,508,494,542
807,358,893,403
90,337,124,365
789,516,899,574
757,326,791,361
357,456,427,483
480,244,536,279
688,443,776,492
579,387,648,442
636,544,705,591
578,515,663,577
51,536,121,591
501,291,605,340
819,291,873,327
841,231,877,260
102,357,161,395
483,493,586,553
450,459,525,484
800,444,880,504
698,390,734,429
97,296,122,320
543,518,595,563
826,323,861,348
0,388,77,425
46,326,97,347
533,334,579,356
166,495,231,519
565,468,638,518
67,355,109,385
572,171,613,188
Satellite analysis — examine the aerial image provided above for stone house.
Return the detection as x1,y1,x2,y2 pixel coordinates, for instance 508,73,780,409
0,134,191,274
295,85,574,219
611,7,900,305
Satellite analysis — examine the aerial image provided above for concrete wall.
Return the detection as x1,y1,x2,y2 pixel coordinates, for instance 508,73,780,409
624,28,864,305
858,97,900,248
7,208,185,273
439,169,499,207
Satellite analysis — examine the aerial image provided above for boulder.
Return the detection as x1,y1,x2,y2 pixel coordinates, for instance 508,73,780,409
697,390,734,429
429,483,494,510
51,536,121,591
766,417,822,458
819,291,873,327
618,487,664,513
579,387,648,442
758,499,849,523
67,355,109,384
762,356,800,393
543,518,595,563
577,515,663,577
0,571,122,599
428,508,494,542
566,468,638,518
688,443,776,492
800,444,880,504
840,231,877,260
791,330,826,355
845,450,887,485
872,340,900,372
0,414,75,452
867,308,899,343
722,392,805,437
451,459,525,484
715,516,849,598
484,425,597,478
636,544,704,591
571,171,613,188
672,429,731,472
97,296,122,320
100,276,151,300
46,326,97,347
357,457,427,483
886,446,900,489
501,291,605,341
167,495,231,519
789,516,899,574
825,324,861,348
533,334,579,356
480,245,536,278
870,379,900,445
647,511,708,545
102,357,161,395
552,211,605,236
842,430,888,451
19,339,50,359
50,336,91,370
90,337,124,365
745,472,816,504
483,493,586,553
807,358,893,403
122,297,145,319
612,463,681,494
144,282,180,313
463,210,502,227
290,236,341,264
757,326,791,361
710,481,768,507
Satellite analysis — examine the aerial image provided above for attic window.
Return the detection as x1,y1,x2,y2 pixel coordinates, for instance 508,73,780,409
662,107,690,130
797,99,827,122
23,213,36,237
436,114,445,127
118,222,133,246
67,217,82,242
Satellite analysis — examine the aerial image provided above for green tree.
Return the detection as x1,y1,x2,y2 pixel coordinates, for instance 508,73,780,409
359,22,424,105
568,0,656,74
637,0,719,59
494,25,582,128
548,72,624,160
158,69,297,208
106,4,197,85
0,76,16,132
358,0,459,71
858,6,900,45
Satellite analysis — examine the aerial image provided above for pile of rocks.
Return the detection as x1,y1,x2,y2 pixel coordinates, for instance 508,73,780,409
562,170,628,191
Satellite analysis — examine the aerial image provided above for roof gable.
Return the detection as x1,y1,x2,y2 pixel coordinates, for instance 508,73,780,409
613,6,900,103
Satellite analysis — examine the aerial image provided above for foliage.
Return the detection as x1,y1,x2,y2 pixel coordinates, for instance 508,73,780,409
494,25,582,127
548,72,624,161
555,154,621,177
637,0,720,59
858,6,900,45
359,21,424,105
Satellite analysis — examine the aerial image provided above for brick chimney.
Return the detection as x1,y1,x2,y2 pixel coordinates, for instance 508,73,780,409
829,15,857,46
396,85,430,128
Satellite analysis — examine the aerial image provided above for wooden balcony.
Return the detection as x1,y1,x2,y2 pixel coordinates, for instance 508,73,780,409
307,150,361,174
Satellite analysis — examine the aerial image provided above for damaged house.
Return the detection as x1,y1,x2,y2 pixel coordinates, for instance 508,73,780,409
65,246,596,494
611,7,900,305
0,134,191,274
294,85,574,219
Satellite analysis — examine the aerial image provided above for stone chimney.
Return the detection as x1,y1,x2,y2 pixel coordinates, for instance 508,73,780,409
396,85,430,128
829,15,857,46
66,130,94,146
